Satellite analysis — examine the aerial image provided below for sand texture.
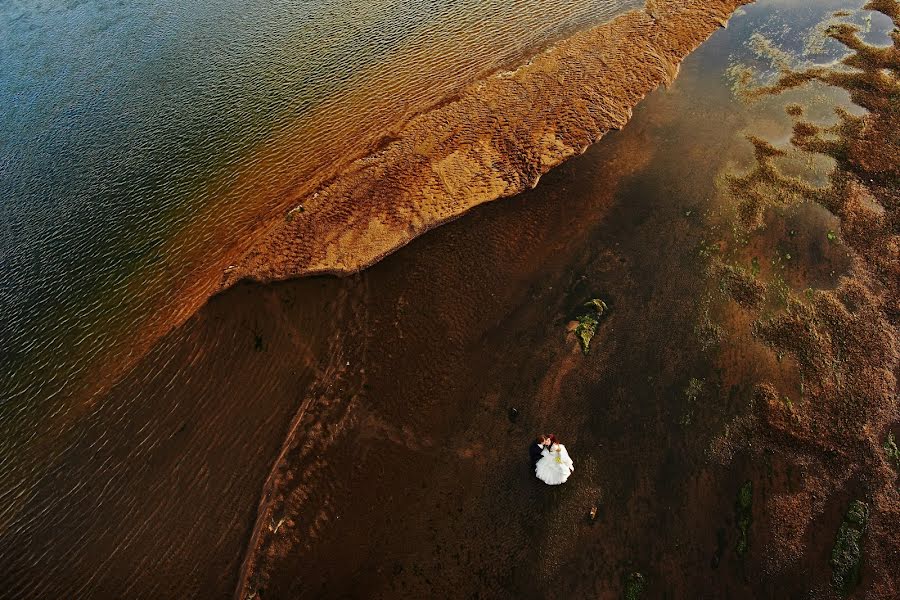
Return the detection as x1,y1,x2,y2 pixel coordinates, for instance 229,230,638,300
222,0,752,286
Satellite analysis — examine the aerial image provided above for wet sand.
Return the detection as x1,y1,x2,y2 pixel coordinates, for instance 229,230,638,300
2,1,898,598
707,3,900,595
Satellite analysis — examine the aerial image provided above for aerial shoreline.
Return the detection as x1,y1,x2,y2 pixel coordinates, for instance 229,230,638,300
221,0,752,288
4,0,897,596
42,0,752,429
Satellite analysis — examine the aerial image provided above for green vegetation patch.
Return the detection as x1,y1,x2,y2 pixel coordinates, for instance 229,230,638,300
884,433,900,468
574,298,609,355
576,314,600,354
830,499,869,595
736,481,753,557
584,298,609,314
624,572,646,600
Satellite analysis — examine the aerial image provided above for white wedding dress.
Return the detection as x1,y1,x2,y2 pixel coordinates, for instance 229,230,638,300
535,443,574,485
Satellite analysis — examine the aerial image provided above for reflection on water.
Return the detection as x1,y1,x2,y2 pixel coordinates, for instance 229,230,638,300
2,0,890,596
0,0,639,517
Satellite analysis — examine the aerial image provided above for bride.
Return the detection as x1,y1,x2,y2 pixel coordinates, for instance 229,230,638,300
535,435,574,485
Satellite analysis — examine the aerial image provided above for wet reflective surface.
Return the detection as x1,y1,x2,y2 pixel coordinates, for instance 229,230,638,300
2,0,897,597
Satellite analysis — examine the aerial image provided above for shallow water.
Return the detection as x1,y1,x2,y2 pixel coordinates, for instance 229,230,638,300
3,0,890,596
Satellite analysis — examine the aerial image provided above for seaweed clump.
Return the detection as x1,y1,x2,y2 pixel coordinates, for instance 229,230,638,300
884,433,900,468
735,481,753,557
575,299,609,355
830,500,869,595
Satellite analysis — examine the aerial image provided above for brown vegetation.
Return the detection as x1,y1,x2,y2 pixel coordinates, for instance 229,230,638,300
712,3,900,595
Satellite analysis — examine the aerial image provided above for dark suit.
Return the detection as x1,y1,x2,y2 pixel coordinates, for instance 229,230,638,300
529,442,545,467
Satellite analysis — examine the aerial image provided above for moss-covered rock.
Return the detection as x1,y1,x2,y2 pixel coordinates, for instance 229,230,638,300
584,298,609,315
736,481,753,557
830,500,869,595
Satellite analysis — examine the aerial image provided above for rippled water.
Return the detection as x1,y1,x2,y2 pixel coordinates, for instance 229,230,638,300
0,0,640,489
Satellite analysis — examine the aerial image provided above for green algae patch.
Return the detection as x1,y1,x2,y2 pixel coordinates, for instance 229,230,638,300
736,481,753,557
584,298,609,315
576,314,600,354
574,299,609,355
884,433,899,468
624,572,647,600
830,500,869,595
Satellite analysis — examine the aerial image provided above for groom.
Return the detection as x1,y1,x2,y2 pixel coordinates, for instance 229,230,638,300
529,434,550,468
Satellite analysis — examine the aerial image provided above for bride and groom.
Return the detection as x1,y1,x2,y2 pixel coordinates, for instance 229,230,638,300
529,434,574,485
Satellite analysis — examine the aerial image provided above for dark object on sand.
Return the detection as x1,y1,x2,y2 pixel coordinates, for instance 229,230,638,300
508,407,519,423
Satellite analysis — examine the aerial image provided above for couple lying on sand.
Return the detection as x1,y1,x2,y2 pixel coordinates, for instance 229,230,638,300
529,434,574,485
